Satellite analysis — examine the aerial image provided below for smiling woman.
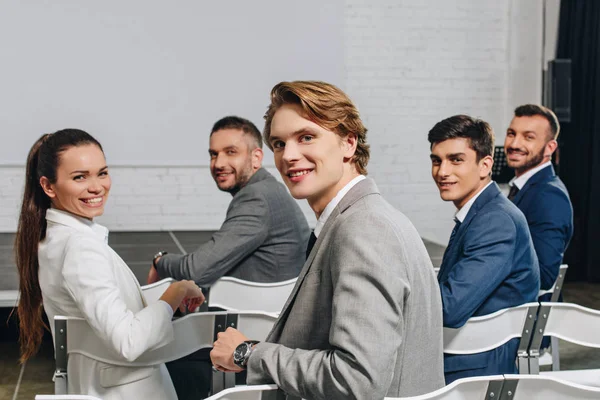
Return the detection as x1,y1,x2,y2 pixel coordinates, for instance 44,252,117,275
14,129,204,399
39,143,112,220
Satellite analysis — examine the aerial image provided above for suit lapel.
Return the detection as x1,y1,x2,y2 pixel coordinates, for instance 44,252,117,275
267,178,378,340
438,183,501,281
512,165,554,205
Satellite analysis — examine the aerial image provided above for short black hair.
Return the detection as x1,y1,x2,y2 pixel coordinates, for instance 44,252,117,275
514,104,560,140
210,116,262,149
428,115,495,161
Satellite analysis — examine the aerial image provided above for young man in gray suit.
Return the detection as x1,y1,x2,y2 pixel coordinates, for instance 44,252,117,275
148,116,310,287
211,81,445,399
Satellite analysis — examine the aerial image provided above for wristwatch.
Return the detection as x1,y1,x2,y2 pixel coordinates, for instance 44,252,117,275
233,340,260,369
153,251,168,268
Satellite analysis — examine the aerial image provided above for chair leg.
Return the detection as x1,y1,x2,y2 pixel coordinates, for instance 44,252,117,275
551,337,561,371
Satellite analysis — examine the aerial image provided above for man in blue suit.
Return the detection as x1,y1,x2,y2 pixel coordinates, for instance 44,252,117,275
429,115,540,384
504,104,573,292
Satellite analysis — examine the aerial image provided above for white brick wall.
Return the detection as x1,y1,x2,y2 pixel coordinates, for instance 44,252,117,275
0,0,546,244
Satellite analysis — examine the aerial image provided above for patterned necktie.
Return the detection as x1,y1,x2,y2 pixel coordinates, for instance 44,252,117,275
508,185,520,201
306,231,317,259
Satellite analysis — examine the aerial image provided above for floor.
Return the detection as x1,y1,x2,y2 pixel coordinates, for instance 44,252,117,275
1,231,599,399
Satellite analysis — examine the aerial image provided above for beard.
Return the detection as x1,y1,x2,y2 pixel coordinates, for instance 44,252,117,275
511,146,546,175
214,162,255,195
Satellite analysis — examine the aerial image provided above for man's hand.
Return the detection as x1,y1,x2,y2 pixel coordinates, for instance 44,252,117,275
147,264,160,284
210,327,250,373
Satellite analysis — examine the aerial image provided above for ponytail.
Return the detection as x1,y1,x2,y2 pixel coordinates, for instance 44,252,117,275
15,134,52,363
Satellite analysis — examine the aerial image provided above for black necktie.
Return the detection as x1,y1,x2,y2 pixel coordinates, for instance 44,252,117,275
439,218,461,275
446,218,461,252
508,185,520,201
306,232,317,259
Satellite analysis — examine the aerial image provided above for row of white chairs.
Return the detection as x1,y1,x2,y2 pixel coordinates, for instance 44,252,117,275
36,374,600,400
50,267,600,398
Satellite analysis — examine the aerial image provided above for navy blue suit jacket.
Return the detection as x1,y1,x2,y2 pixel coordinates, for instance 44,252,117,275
511,165,573,290
438,182,540,382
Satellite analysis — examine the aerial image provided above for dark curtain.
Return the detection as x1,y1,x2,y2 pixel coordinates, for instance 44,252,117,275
556,0,600,282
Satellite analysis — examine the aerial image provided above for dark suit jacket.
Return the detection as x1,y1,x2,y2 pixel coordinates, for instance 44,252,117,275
157,168,310,286
248,178,445,399
511,165,573,290
438,182,540,381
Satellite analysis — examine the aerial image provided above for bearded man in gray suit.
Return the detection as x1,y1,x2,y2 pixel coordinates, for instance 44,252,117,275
211,82,444,399
148,116,310,287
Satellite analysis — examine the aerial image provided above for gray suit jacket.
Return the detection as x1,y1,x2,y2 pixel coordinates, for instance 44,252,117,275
157,168,310,286
247,178,444,400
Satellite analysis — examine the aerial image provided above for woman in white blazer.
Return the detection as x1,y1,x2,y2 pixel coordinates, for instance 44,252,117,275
15,129,204,400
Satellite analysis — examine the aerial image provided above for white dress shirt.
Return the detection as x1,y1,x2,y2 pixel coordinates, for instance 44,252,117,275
39,208,177,399
314,175,366,237
508,161,552,190
455,181,494,223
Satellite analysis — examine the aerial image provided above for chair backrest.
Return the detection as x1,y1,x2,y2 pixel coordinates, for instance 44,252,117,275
35,396,103,400
140,277,176,304
208,277,297,314
530,302,600,351
54,311,278,395
503,374,600,400
443,303,538,354
537,264,568,301
387,375,505,400
204,384,284,400
443,303,538,374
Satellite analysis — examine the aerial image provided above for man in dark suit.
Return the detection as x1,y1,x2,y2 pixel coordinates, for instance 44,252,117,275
148,116,310,287
504,104,573,292
147,116,310,400
211,81,444,399
429,115,540,383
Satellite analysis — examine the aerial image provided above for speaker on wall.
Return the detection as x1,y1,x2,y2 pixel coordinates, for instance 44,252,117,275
544,59,572,123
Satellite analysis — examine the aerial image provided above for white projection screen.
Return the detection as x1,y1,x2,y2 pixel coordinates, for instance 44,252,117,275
0,1,344,166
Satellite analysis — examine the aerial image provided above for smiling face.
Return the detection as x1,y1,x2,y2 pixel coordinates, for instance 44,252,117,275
40,144,111,220
209,128,263,195
268,103,358,216
430,137,493,209
504,115,557,177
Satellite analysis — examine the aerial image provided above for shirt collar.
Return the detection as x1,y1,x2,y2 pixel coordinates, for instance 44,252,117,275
455,181,494,223
509,161,552,190
314,175,366,237
45,208,109,244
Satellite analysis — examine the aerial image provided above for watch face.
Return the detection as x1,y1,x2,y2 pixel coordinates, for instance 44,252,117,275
233,343,248,366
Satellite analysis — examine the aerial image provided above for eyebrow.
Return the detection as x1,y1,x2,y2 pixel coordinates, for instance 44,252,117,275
430,152,466,159
70,166,108,175
270,127,315,143
508,128,537,135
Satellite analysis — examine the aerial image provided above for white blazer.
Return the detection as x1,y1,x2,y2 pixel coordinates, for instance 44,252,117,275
39,209,177,400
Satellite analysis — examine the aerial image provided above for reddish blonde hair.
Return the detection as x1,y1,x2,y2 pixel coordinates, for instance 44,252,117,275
263,81,370,175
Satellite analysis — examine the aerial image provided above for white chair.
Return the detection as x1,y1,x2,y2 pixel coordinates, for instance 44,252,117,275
388,375,504,400
503,374,600,399
207,276,296,314
35,396,103,400
529,302,600,387
204,384,284,400
443,303,539,373
140,277,175,304
53,310,278,395
536,264,568,371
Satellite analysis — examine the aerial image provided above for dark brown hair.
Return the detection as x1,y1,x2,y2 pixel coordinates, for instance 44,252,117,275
210,115,263,149
15,129,102,363
514,104,560,140
428,115,495,162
